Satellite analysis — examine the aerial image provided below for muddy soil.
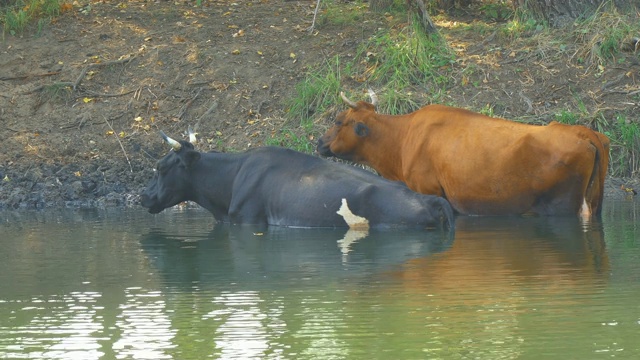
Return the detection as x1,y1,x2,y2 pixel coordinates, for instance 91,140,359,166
0,0,638,210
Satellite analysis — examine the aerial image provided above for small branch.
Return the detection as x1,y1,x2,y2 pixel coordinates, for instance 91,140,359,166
73,56,137,90
176,87,203,120
0,72,60,81
307,0,321,33
103,116,133,173
197,100,219,122
21,55,137,95
80,88,137,98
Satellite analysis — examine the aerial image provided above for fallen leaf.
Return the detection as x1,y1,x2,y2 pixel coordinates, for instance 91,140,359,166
232,49,240,55
119,131,126,138
134,116,143,122
106,130,114,135
74,171,82,177
83,97,93,103
289,52,296,59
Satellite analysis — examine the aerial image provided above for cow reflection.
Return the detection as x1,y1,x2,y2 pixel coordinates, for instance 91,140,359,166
366,216,609,358
139,226,453,289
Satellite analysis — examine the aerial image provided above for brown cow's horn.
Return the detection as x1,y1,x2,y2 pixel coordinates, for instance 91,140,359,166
188,125,197,144
367,88,378,107
340,92,358,109
160,131,182,151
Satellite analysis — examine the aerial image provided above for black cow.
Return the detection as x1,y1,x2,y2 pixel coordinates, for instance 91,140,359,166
140,133,454,229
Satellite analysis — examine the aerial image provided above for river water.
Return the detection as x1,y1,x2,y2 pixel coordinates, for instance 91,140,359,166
1,199,639,359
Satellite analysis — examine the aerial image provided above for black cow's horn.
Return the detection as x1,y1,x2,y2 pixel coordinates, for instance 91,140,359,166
367,88,378,107
160,131,181,151
340,92,358,109
188,125,197,144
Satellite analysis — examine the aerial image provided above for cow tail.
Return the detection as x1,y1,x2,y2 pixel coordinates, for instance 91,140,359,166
585,133,610,216
438,197,455,231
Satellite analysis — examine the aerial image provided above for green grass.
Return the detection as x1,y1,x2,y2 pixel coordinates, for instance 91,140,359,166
602,114,640,177
1,0,63,35
319,0,368,27
265,129,317,153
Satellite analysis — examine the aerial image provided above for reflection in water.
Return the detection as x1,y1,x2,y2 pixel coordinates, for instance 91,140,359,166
112,288,176,359
140,224,453,289
379,216,611,359
2,206,640,359
1,292,103,360
205,291,272,359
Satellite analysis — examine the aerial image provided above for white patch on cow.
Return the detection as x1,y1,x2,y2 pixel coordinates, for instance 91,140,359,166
336,198,369,230
337,229,368,262
579,198,592,230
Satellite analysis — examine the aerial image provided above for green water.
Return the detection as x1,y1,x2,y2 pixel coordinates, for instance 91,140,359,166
1,200,639,359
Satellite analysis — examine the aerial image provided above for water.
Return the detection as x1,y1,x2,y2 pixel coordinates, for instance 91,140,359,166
1,200,639,359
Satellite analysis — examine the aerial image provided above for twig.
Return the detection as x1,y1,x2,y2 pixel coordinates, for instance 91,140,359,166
519,90,534,113
103,116,133,173
176,87,203,120
21,55,137,95
308,0,321,33
79,89,137,98
0,72,60,81
197,100,219,123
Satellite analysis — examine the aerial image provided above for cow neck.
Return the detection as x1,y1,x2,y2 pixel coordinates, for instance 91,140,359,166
362,113,410,182
189,151,241,218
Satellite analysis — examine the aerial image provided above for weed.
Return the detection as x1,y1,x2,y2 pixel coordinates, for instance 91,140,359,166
479,103,495,117
479,1,513,22
555,110,580,125
286,55,344,126
266,129,315,153
1,0,63,35
320,0,367,27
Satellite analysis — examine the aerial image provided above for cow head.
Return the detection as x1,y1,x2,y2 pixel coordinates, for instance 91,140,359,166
316,90,377,162
140,132,201,214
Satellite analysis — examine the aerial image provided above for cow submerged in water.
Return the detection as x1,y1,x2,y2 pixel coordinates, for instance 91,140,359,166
140,132,454,230
317,91,610,220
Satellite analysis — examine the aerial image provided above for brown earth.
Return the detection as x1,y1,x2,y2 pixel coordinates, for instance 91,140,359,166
0,0,638,210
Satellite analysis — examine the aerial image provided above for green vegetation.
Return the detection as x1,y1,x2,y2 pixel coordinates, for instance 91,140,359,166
281,2,454,142
1,0,63,36
599,114,640,178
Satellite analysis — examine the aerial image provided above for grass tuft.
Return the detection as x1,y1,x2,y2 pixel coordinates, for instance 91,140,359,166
1,0,63,36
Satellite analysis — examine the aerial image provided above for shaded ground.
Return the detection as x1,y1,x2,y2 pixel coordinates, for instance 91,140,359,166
0,0,638,210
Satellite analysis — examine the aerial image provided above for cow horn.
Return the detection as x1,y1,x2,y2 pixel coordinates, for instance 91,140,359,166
188,125,197,144
160,131,182,151
340,92,358,109
367,88,378,107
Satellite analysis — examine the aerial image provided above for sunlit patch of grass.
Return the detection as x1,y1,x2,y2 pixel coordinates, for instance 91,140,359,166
319,0,368,27
555,110,581,125
265,129,316,154
286,55,346,128
1,0,64,36
572,6,639,68
600,113,640,177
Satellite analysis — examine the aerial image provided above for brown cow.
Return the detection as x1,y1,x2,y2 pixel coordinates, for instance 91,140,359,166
317,91,610,219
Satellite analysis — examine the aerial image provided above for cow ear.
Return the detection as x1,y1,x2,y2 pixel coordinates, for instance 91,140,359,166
354,122,370,137
182,150,201,168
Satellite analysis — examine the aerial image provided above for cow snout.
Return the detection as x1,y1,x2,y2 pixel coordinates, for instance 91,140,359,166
316,137,333,157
